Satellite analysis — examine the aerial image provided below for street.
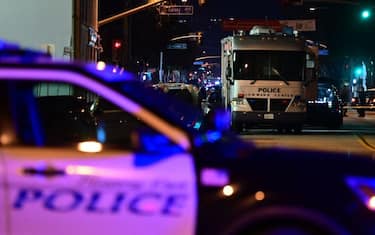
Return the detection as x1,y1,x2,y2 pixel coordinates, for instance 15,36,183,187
240,109,375,156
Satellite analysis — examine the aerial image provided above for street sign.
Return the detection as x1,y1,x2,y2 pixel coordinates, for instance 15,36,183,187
167,43,188,49
159,5,193,15
319,49,329,56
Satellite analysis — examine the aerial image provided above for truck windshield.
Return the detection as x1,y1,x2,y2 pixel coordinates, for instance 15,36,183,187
233,51,305,81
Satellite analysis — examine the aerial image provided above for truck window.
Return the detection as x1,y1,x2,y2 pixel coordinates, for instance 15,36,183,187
233,51,305,81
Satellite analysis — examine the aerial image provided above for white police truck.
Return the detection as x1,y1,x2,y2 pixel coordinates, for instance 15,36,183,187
221,26,318,132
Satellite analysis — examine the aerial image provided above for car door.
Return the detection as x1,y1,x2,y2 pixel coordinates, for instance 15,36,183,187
0,151,6,235
2,79,197,235
4,148,197,235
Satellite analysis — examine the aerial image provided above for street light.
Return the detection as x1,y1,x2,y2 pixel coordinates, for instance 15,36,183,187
170,33,202,42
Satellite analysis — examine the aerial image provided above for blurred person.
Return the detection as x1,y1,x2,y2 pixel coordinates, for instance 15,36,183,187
198,86,207,104
340,83,350,117
357,85,366,117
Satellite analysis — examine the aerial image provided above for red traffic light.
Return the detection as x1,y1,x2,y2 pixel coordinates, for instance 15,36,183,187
113,40,122,49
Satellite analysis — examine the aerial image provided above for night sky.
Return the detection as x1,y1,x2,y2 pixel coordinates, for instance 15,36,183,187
98,0,375,69
195,0,375,56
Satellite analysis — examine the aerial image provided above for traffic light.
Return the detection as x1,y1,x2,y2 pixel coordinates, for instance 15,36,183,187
113,40,122,49
360,8,371,20
112,39,122,63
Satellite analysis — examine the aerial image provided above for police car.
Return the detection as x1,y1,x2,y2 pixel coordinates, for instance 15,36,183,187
1,41,375,235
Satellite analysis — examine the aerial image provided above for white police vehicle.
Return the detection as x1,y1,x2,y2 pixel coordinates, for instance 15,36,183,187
1,40,375,235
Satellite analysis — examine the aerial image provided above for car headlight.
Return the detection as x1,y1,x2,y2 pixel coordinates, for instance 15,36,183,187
346,176,375,211
77,141,103,153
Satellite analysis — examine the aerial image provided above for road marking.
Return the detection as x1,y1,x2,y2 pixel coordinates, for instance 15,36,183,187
356,134,375,152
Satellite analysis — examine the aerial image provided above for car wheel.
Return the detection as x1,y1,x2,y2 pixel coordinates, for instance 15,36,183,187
236,221,335,235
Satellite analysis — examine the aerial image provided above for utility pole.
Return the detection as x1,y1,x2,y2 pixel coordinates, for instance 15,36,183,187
91,0,99,61
73,0,81,60
73,0,100,62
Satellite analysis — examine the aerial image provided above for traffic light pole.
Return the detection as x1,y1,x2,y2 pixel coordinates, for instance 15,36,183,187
98,0,166,27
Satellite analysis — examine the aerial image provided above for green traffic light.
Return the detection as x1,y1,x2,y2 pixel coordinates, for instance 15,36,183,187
355,67,362,77
361,9,371,19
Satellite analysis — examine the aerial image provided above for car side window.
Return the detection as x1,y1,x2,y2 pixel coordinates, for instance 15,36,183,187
5,80,178,151
88,96,143,148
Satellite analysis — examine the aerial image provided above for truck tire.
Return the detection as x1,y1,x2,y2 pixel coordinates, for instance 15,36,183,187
230,114,243,134
231,121,243,134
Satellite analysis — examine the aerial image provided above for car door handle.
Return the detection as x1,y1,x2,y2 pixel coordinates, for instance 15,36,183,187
22,166,65,177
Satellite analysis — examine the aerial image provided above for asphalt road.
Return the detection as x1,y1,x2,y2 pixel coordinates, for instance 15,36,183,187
239,109,375,157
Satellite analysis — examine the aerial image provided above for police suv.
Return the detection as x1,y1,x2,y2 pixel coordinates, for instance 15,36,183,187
1,41,375,235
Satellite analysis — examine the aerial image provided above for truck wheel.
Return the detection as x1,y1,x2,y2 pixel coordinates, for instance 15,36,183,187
231,122,243,134
230,111,242,134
